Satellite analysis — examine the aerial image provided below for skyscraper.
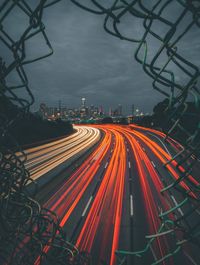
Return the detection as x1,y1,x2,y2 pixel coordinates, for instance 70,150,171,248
118,104,122,116
109,107,112,116
81,98,86,108
131,104,135,115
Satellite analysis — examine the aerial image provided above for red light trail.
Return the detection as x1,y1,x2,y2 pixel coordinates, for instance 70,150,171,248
31,124,200,265
76,128,126,265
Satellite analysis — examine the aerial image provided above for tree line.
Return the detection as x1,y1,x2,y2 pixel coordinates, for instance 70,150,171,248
1,97,74,149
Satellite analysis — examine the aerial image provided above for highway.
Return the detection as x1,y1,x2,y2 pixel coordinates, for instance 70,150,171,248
33,124,200,265
17,126,100,181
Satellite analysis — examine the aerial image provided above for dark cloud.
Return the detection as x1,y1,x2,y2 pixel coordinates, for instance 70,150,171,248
2,1,200,114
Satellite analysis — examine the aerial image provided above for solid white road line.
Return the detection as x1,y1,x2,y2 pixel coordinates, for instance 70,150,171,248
183,251,198,265
150,246,157,261
82,196,93,217
196,209,200,216
147,132,172,156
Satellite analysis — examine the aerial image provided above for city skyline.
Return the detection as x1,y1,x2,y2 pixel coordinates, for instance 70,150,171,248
2,1,200,265
2,1,173,114
33,97,147,116
2,1,200,114
36,97,146,118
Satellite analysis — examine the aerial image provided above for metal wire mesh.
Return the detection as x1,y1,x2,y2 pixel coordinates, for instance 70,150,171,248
70,0,200,263
0,1,89,264
1,0,200,264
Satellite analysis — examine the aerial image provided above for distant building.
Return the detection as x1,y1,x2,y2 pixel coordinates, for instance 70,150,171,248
109,107,112,116
81,97,86,108
90,104,94,112
118,104,122,116
38,99,125,123
131,104,135,115
135,108,139,116
39,103,47,119
99,105,103,116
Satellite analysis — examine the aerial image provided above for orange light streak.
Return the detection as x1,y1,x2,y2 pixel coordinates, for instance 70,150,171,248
34,128,111,265
76,127,126,265
126,126,198,198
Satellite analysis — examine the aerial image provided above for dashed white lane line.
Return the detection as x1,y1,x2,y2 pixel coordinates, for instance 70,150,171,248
130,195,134,216
128,161,131,169
104,162,108,169
82,196,93,217
151,161,156,168
127,148,129,152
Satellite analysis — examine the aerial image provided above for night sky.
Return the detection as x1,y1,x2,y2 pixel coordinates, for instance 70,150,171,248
2,1,200,114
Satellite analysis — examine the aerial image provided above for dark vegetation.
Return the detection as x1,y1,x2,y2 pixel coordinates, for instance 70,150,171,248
1,97,74,149
101,116,128,124
101,116,113,124
134,98,200,145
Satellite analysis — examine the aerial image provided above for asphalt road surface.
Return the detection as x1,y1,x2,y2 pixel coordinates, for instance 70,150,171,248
34,124,200,265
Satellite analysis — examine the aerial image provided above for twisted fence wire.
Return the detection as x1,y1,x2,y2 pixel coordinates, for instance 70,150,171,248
1,0,200,264
70,0,200,263
0,1,90,264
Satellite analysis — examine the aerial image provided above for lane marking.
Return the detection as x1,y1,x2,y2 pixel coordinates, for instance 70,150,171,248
130,195,134,216
104,162,108,169
150,246,157,261
128,161,131,169
82,196,93,217
147,132,172,156
196,209,200,216
142,147,146,152
127,148,129,152
171,195,184,216
183,251,198,265
151,161,156,168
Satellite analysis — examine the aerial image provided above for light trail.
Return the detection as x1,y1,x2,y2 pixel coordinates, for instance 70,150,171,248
126,126,199,197
17,126,100,181
75,127,126,265
28,124,200,265
34,128,112,265
45,128,112,225
129,124,183,152
114,125,173,264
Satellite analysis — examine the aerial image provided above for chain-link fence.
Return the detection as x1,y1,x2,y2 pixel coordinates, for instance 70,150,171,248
70,0,200,264
1,0,200,264
0,1,89,264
